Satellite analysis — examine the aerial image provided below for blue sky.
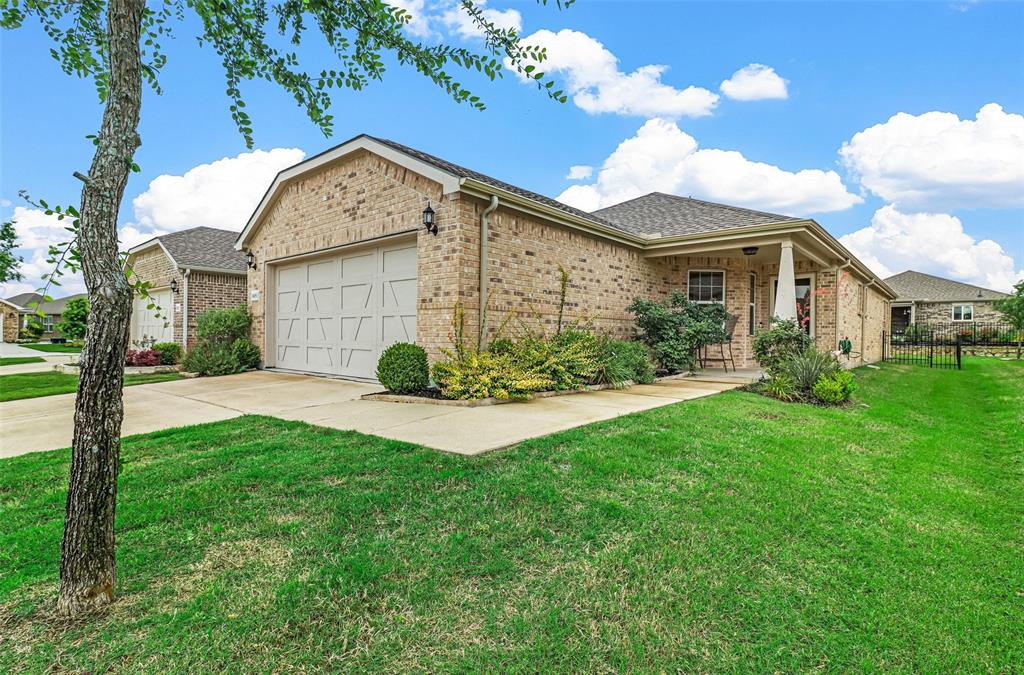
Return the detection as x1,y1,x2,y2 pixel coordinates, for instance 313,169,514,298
2,0,1022,297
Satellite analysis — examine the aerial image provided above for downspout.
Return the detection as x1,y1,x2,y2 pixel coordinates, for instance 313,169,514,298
860,278,876,365
181,268,191,350
479,195,499,347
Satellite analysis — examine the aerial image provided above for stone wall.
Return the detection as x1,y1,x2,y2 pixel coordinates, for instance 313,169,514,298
2,303,19,342
914,300,1003,324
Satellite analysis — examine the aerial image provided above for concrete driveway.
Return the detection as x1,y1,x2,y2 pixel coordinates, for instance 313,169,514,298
0,370,741,459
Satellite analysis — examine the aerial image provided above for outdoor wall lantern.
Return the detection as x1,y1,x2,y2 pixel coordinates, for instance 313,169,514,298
742,246,759,256
245,250,257,270
422,202,437,236
170,279,178,293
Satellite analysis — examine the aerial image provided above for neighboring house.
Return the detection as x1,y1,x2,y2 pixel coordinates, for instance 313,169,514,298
126,226,248,348
235,135,896,381
1,292,87,340
1,298,22,342
884,270,1009,332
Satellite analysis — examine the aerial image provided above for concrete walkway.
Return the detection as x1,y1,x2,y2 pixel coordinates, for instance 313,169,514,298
0,370,741,460
0,342,54,358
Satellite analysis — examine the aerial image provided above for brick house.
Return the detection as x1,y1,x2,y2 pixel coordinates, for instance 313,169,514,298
884,270,1010,332
234,135,896,381
126,227,248,348
1,292,87,341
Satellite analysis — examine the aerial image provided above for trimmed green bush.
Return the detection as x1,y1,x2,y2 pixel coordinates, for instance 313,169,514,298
152,341,182,365
196,305,251,344
181,344,237,376
753,319,812,376
231,339,261,371
376,342,429,394
813,370,856,404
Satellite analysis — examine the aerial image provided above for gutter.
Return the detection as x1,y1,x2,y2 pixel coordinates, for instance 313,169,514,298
860,279,876,364
181,269,190,350
479,195,499,346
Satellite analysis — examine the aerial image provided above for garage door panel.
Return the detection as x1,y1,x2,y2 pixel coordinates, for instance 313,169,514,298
272,239,416,381
131,289,173,344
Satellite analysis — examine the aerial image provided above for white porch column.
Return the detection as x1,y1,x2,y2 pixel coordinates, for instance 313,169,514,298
774,239,798,321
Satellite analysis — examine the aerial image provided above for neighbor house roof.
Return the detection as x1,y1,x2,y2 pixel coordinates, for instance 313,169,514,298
37,293,88,315
592,192,796,237
130,226,247,273
884,270,1009,302
3,292,44,309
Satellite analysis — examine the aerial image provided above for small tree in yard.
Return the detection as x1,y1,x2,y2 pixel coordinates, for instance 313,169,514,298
0,220,22,283
1,0,573,617
994,279,1024,359
57,297,90,341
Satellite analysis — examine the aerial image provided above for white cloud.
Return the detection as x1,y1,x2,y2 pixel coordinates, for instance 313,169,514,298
840,103,1024,209
387,0,435,38
840,204,1024,292
513,29,719,118
557,118,861,215
442,0,521,39
565,165,593,180
1,147,304,300
720,63,789,101
132,147,304,233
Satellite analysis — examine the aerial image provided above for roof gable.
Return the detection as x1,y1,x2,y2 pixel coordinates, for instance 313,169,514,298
3,292,44,309
884,270,1009,301
159,226,247,272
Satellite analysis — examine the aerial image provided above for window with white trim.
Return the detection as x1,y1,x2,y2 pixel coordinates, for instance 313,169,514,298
748,273,756,335
687,270,725,304
952,304,974,321
43,315,54,332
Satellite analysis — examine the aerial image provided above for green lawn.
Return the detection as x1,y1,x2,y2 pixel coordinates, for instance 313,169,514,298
0,356,45,367
0,371,182,402
1,359,1021,671
20,343,83,353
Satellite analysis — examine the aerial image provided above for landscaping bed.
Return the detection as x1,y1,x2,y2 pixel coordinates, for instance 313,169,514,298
53,362,180,376
362,381,630,406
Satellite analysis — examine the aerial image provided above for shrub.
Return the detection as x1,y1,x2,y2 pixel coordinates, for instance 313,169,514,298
56,297,89,340
377,343,429,393
195,305,251,344
152,341,182,365
595,338,656,387
432,349,553,400
125,348,161,366
23,317,44,341
780,348,840,392
231,339,261,371
181,344,236,376
762,374,797,402
813,370,856,405
753,319,812,376
628,292,729,372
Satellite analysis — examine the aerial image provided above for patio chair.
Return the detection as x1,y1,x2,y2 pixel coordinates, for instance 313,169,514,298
701,315,738,373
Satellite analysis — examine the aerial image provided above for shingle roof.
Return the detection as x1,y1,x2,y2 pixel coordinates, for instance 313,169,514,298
884,270,1009,302
592,192,796,237
37,293,88,315
155,226,247,272
3,292,44,309
370,136,621,230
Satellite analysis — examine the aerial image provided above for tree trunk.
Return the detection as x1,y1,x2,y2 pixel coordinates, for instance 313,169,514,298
56,0,144,618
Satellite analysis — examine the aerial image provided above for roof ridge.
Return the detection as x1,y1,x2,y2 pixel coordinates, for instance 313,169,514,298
648,191,794,220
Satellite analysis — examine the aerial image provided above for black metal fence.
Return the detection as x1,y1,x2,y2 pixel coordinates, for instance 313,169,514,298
883,322,1023,369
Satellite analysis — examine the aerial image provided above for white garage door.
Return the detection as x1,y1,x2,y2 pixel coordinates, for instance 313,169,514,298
131,289,174,345
274,240,417,380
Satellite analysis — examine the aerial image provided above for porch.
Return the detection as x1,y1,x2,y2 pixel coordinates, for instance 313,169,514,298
644,224,887,369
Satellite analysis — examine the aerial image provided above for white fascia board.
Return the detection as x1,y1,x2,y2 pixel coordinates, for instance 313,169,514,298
235,135,462,250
